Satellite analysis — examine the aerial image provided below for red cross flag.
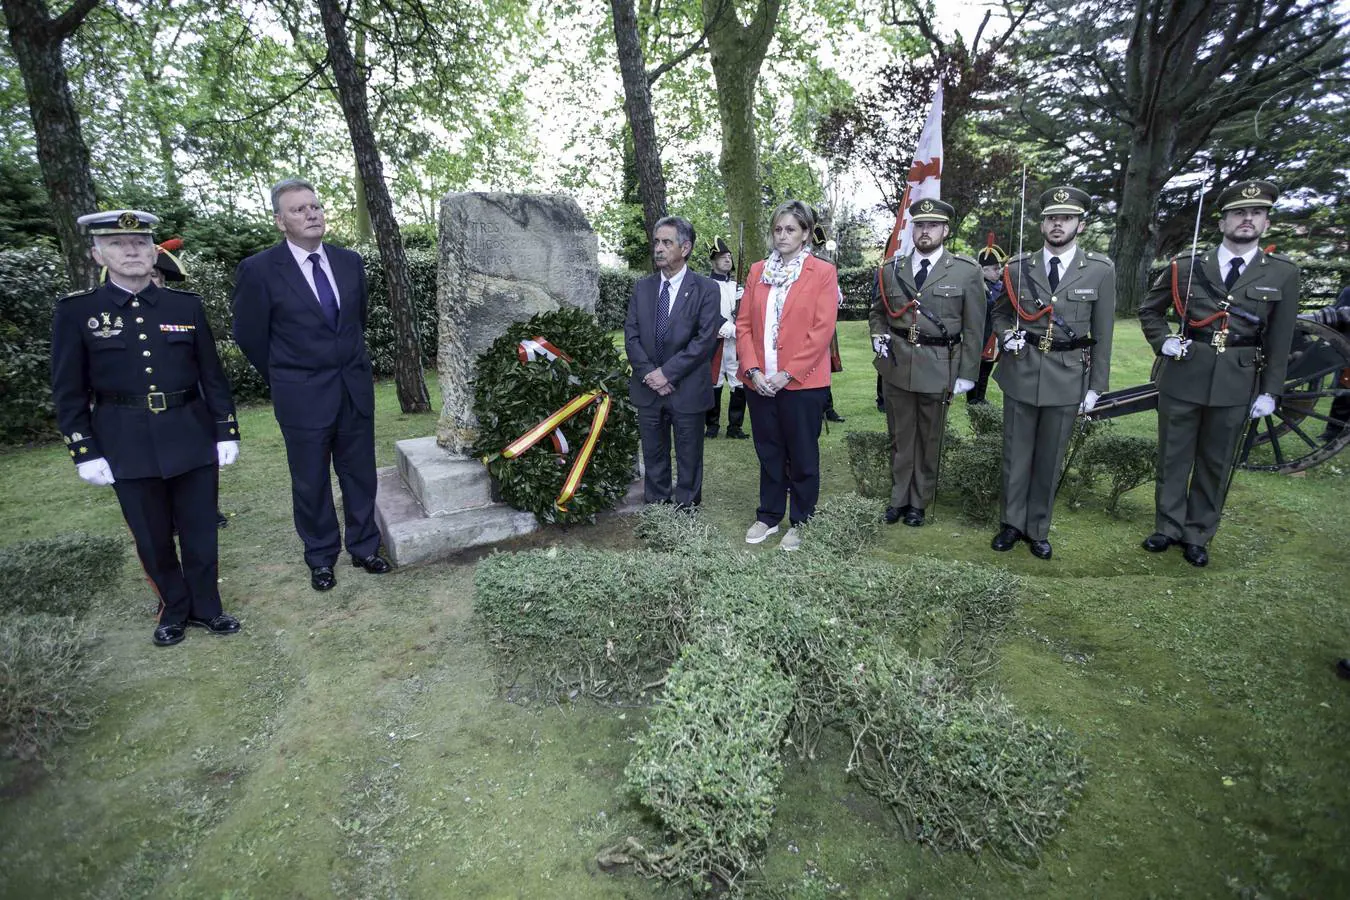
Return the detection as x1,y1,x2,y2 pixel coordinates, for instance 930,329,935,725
884,82,944,260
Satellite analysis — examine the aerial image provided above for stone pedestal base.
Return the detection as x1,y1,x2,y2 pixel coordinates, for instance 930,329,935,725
374,436,642,567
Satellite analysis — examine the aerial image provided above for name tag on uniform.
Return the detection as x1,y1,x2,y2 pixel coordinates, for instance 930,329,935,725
1071,289,1095,297
160,324,196,332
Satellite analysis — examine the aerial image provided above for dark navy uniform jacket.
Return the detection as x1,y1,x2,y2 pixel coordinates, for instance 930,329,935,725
50,282,239,479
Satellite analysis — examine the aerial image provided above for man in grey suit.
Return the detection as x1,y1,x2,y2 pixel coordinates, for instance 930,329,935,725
990,186,1115,560
624,216,723,508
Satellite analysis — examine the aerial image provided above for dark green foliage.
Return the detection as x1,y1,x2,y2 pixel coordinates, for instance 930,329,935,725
597,266,641,331
473,547,698,698
0,612,104,761
359,246,439,374
966,399,1002,438
839,650,1087,862
625,633,795,890
837,266,875,321
794,492,882,558
471,307,639,525
0,532,126,617
109,186,277,274
0,246,65,442
939,433,1004,524
1079,430,1158,514
843,430,892,499
631,503,719,558
0,160,57,249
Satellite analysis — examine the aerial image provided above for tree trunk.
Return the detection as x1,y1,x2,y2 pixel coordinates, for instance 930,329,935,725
3,0,101,289
703,0,782,265
1109,106,1179,316
317,0,430,413
610,0,667,248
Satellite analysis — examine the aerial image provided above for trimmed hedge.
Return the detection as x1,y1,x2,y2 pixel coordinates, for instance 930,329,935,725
0,612,104,760
598,267,641,331
843,430,892,500
1078,430,1158,514
838,265,875,321
0,532,125,617
0,246,66,443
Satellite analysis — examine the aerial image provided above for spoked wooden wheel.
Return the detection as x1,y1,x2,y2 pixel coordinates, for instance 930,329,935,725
1239,318,1350,472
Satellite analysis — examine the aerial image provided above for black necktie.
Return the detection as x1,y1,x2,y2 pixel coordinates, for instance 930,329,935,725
655,280,671,363
308,253,339,329
915,258,930,290
1048,256,1061,291
1224,258,1242,291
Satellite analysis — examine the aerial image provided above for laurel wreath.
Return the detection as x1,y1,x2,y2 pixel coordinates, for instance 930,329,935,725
471,307,639,525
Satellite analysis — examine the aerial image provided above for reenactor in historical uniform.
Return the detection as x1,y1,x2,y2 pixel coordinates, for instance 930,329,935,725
1138,179,1299,567
869,198,984,526
968,234,1007,405
705,236,748,439
50,211,242,646
990,186,1115,559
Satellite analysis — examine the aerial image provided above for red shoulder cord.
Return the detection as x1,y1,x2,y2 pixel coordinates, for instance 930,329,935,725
1170,260,1226,329
1001,267,1053,322
878,266,917,320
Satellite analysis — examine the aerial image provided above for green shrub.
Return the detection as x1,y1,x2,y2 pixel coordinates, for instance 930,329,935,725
843,431,892,500
0,612,104,760
1057,417,1107,503
1080,431,1158,514
0,532,125,617
631,503,719,557
625,631,794,891
216,341,270,404
966,399,1002,438
360,246,440,375
839,650,1087,863
837,265,875,321
938,434,1003,524
0,246,65,443
796,492,882,559
473,547,702,698
598,266,641,331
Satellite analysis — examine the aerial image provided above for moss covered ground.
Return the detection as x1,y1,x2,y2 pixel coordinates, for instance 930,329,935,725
1,322,1346,898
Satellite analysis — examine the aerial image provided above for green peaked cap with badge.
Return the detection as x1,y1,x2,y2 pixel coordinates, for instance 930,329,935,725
910,197,954,223
1216,179,1278,213
1038,186,1090,217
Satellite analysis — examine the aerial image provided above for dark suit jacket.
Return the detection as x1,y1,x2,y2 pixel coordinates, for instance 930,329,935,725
231,242,376,428
624,267,722,415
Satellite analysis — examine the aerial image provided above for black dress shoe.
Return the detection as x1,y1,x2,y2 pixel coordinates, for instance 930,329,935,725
875,398,885,412
352,553,392,574
903,508,925,527
311,565,337,591
187,613,241,635
1142,532,1176,553
153,622,186,646
705,426,719,438
1028,539,1053,560
1336,659,1350,680
725,428,749,440
883,505,905,524
217,510,229,528
824,410,846,423
1182,543,1209,567
991,524,1023,552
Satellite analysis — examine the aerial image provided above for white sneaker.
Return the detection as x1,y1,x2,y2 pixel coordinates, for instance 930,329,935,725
779,527,801,552
745,521,779,544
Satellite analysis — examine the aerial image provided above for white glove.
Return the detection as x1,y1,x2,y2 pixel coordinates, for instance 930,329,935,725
1079,389,1100,414
77,457,115,486
952,378,975,395
1161,336,1190,358
1002,330,1026,353
871,334,890,357
718,320,737,340
1249,393,1275,419
217,440,240,466
734,286,744,301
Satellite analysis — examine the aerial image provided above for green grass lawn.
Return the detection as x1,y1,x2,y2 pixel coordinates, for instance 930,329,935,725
2,320,1348,898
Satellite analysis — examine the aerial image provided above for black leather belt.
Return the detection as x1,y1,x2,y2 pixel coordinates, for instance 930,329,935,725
1190,329,1260,347
894,330,961,347
96,386,199,412
1032,336,1095,352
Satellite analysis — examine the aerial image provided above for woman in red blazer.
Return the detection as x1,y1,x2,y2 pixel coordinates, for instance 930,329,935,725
735,201,840,551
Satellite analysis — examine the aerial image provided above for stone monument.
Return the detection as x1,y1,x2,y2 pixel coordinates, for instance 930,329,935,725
374,193,634,566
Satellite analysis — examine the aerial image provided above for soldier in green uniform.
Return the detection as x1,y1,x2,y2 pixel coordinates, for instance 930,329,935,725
869,198,984,526
1137,179,1298,567
990,186,1115,559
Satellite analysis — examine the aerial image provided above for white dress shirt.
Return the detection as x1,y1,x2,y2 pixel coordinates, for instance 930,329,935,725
1045,245,1076,283
287,241,341,308
911,245,944,281
660,264,687,314
1216,244,1257,286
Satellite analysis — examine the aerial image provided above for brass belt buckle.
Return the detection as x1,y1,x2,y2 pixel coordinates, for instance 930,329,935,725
147,391,167,413
1211,330,1227,354
907,323,919,344
1038,333,1052,353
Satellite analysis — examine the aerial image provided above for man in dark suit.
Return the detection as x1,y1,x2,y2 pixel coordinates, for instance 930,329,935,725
623,215,722,508
52,210,242,646
231,178,391,591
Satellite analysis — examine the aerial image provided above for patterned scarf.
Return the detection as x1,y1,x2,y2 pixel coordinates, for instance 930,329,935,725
760,248,809,288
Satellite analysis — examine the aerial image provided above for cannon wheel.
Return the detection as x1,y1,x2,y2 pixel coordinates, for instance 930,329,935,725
1239,318,1350,473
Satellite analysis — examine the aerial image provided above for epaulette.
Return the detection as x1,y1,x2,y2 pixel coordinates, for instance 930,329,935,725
1170,245,1214,261
1083,251,1115,267
1262,249,1296,265
57,287,98,302
1004,252,1030,265
946,252,979,267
